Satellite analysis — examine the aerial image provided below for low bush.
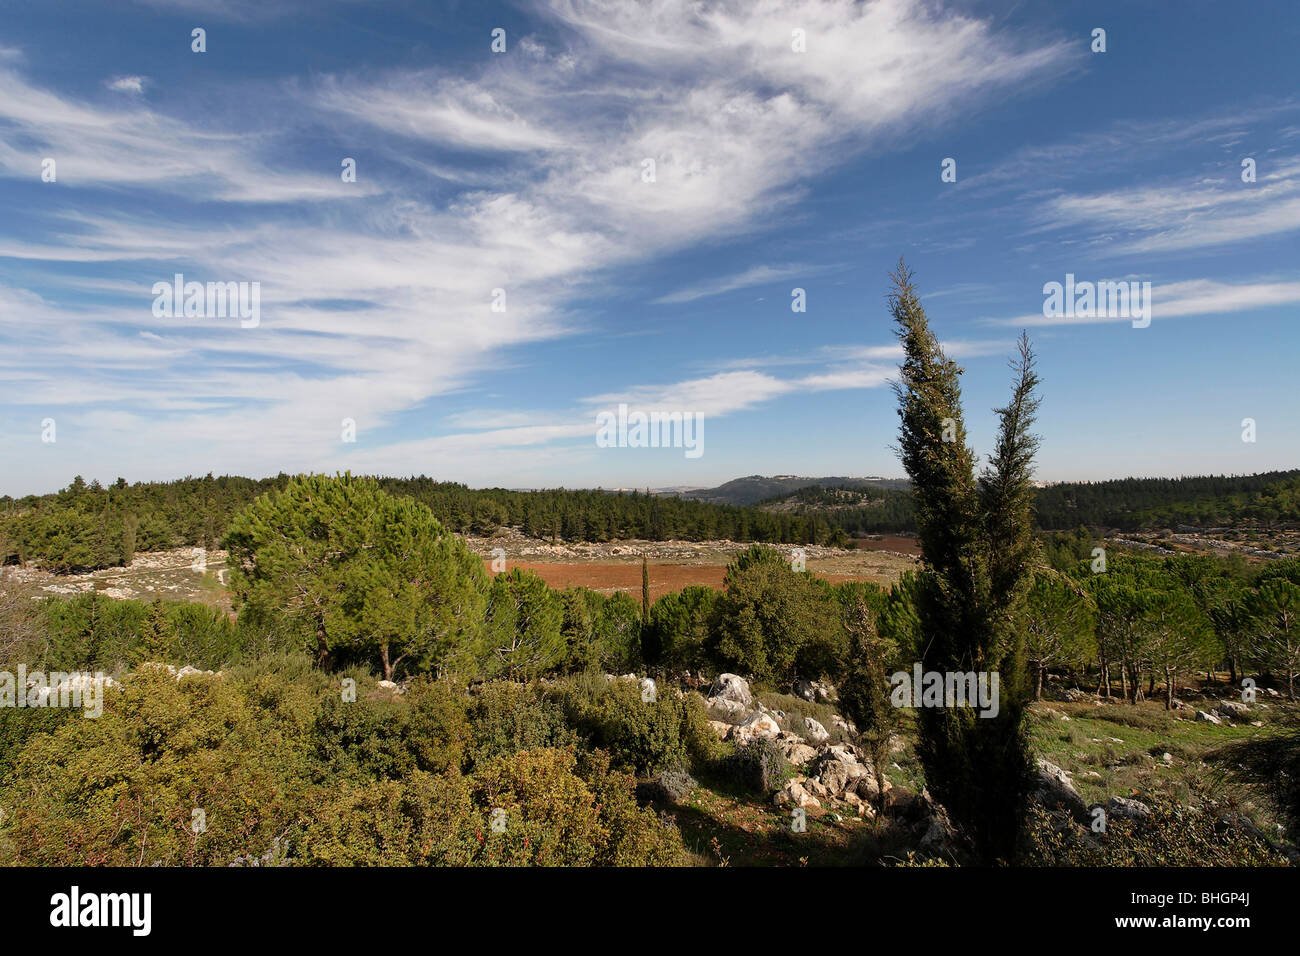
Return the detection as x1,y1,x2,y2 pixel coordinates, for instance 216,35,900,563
723,737,790,794
553,674,719,776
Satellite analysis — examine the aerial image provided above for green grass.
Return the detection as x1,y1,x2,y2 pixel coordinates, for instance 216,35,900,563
1026,695,1294,840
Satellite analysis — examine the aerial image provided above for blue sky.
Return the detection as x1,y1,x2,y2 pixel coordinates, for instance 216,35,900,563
1,0,1298,497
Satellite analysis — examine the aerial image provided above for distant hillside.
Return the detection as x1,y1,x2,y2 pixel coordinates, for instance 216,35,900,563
1033,470,1300,531
668,475,911,507
689,470,1300,536
753,483,916,535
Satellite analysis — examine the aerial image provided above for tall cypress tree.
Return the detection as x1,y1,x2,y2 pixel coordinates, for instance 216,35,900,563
888,260,1040,863
641,554,651,625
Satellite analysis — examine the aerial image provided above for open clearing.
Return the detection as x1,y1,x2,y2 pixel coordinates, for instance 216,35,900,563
9,535,919,607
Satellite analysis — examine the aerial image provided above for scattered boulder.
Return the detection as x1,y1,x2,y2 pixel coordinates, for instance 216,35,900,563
774,780,820,809
1195,710,1223,726
802,716,831,744
707,720,733,739
803,777,830,800
916,803,961,858
706,696,747,719
775,735,818,767
810,753,853,796
1217,701,1250,720
731,711,781,744
1107,796,1153,821
1032,758,1089,823
711,673,752,706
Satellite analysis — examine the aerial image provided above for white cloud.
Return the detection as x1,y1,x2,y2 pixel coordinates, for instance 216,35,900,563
653,264,822,304
0,0,1071,492
985,278,1300,327
106,75,147,94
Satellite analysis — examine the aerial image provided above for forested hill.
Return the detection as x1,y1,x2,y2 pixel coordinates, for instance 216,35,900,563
745,470,1300,537
1032,470,1300,531
755,484,916,536
667,474,911,507
0,474,831,572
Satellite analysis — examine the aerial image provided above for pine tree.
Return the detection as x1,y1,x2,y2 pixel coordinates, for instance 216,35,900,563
641,554,651,625
888,260,1040,863
837,595,898,811
138,598,174,663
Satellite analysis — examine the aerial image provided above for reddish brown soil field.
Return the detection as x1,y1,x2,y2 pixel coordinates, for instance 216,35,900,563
483,561,893,600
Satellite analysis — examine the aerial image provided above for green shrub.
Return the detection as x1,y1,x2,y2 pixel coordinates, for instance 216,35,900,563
464,682,577,772
554,675,719,776
724,737,790,794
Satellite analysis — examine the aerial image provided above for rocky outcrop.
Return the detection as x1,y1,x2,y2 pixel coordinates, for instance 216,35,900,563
774,780,821,809
1107,796,1153,821
706,696,747,719
802,716,830,744
711,673,753,706
1216,701,1250,720
730,711,781,745
1032,758,1089,823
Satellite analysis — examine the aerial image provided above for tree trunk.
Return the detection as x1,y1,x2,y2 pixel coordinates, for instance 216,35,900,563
1165,666,1175,710
381,642,392,682
315,621,331,669
1036,664,1045,701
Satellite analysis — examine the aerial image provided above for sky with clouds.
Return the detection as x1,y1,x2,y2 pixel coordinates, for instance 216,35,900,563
0,0,1297,496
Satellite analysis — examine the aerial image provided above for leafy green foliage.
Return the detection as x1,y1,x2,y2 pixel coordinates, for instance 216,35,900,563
646,585,718,674
480,568,565,680
554,673,719,776
0,657,688,867
224,474,488,679
708,544,846,686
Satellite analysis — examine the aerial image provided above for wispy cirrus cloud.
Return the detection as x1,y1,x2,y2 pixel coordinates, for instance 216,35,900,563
0,0,1076,491
652,264,827,304
985,277,1300,327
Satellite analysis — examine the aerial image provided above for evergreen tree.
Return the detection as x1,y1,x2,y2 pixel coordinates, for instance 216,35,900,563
224,473,488,679
837,595,898,810
1022,572,1095,699
641,554,651,625
1248,579,1300,698
888,260,1039,863
138,598,175,663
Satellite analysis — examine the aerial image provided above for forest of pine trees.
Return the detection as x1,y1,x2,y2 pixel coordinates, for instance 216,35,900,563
0,473,827,572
